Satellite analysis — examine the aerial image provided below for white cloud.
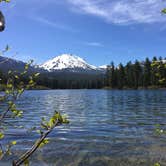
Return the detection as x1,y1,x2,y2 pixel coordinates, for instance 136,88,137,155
4,0,76,32
67,0,166,24
85,42,104,47
31,17,76,32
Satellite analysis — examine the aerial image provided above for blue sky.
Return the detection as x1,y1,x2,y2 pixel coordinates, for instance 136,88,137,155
0,0,166,66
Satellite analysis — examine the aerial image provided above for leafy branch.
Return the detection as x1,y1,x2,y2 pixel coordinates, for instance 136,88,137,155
0,47,69,165
162,8,166,14
0,0,10,3
13,112,69,166
0,49,40,162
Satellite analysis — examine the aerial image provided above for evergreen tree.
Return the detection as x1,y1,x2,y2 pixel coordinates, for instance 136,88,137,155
117,63,125,89
125,61,134,88
143,58,151,87
133,60,142,88
110,62,116,88
151,56,159,86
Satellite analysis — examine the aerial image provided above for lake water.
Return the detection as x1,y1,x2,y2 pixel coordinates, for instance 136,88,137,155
1,90,166,166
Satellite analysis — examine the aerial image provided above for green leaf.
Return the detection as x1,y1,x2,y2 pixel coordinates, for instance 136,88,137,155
29,79,34,85
11,108,23,117
36,130,42,135
24,64,29,70
18,88,24,94
34,73,40,77
21,71,27,75
39,138,50,148
162,8,166,14
0,132,4,139
29,76,33,80
154,163,160,166
24,159,29,166
0,0,10,3
0,96,5,102
8,70,12,75
14,75,19,79
7,83,13,89
0,150,3,158
11,141,17,145
6,149,12,155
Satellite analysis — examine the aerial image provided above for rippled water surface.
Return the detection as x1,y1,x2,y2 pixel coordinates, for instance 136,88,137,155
1,90,166,166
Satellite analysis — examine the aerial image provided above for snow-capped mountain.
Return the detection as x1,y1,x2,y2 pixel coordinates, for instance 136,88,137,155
40,54,98,72
0,54,107,75
99,65,107,69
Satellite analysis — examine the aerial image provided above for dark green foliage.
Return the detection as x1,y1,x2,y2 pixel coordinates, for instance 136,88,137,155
162,8,166,14
117,63,125,89
36,72,105,89
106,57,166,89
125,61,134,87
143,58,151,87
0,0,10,2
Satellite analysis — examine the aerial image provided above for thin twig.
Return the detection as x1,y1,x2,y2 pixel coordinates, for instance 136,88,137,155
0,90,20,123
13,120,60,166
0,107,10,123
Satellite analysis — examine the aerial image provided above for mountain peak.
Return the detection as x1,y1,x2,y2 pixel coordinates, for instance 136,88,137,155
40,54,97,71
99,65,107,69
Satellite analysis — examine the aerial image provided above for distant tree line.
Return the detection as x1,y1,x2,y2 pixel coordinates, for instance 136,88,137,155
105,56,166,89
36,72,105,89
0,56,165,90
29,56,166,89
0,71,105,90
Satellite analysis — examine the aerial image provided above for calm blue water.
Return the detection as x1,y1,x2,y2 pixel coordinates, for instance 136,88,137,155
1,90,166,166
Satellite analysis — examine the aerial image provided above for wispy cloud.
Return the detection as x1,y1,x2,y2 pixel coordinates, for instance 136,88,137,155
85,42,104,47
67,0,166,25
31,16,76,32
5,0,77,32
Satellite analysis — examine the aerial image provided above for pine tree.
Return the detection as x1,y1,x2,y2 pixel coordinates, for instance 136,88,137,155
133,60,142,89
143,58,151,87
117,63,125,89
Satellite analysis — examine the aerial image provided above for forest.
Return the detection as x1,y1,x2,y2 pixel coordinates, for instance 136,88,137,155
105,56,166,89
0,56,165,90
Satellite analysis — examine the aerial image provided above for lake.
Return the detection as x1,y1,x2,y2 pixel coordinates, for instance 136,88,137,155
1,90,166,166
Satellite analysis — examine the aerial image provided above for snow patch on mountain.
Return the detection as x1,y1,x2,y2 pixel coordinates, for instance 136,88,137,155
40,54,98,71
99,65,107,69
